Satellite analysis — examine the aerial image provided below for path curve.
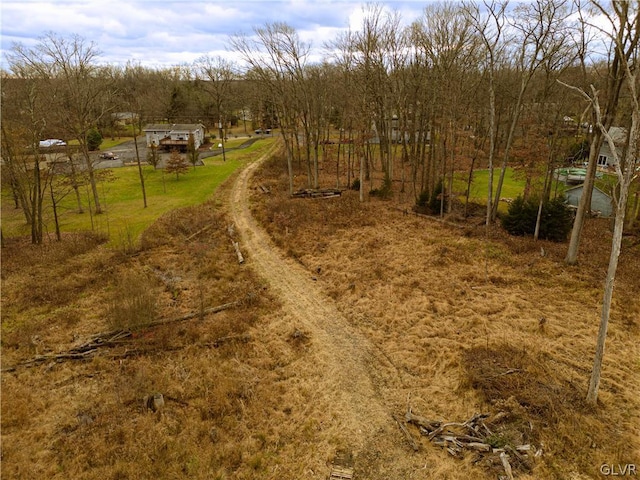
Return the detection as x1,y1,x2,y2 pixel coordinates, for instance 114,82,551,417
228,148,397,462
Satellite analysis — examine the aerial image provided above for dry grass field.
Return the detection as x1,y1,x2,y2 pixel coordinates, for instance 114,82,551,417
2,148,639,479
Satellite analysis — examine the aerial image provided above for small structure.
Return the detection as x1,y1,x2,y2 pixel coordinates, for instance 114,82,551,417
597,126,627,167
143,123,205,151
565,184,613,217
112,112,139,125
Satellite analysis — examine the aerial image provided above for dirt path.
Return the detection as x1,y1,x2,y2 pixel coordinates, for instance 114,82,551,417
229,150,401,473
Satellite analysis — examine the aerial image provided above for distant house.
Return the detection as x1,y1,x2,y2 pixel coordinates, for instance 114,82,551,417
565,184,613,217
112,112,139,126
597,126,627,167
143,124,206,151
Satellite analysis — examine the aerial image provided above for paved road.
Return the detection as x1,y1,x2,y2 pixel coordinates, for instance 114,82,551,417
94,135,268,168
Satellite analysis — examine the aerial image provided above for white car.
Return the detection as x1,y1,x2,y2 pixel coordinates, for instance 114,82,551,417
39,139,66,148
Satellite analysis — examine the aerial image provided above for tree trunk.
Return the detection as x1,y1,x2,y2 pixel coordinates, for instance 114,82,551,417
50,181,61,241
67,152,84,214
486,72,496,227
133,121,148,208
586,185,629,404
565,132,601,264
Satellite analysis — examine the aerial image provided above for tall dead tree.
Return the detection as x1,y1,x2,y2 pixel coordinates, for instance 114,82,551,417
565,0,639,264
560,0,639,405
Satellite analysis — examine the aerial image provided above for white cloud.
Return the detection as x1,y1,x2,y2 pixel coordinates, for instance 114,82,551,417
0,0,427,70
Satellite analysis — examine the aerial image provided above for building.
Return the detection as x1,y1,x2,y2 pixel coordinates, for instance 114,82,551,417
597,126,627,167
565,184,613,217
143,124,206,151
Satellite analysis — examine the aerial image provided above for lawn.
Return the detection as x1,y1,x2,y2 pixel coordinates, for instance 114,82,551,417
1,138,275,245
453,168,567,212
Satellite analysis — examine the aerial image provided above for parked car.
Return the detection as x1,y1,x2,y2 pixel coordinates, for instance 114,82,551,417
99,151,119,160
39,139,66,148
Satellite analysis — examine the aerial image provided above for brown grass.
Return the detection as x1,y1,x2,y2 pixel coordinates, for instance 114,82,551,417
2,153,639,479
249,153,640,477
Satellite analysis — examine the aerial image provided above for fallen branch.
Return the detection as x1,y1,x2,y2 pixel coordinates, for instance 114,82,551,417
393,413,419,452
232,241,245,264
227,224,244,264
292,188,343,199
3,301,242,371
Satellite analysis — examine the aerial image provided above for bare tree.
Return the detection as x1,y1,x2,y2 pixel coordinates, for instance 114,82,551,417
465,0,509,226
565,0,639,264
29,33,116,215
560,0,639,405
1,60,54,244
232,22,312,194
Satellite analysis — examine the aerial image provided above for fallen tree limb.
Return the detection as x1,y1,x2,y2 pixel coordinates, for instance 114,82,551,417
3,301,242,371
292,188,343,199
393,414,419,452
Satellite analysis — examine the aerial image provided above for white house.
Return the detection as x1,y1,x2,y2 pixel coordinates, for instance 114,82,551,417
597,126,627,167
143,123,206,151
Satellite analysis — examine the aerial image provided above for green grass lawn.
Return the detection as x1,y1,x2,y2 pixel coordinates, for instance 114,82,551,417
452,168,567,213
2,138,275,245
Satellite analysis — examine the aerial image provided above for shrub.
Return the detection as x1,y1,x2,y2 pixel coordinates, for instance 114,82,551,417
107,271,158,330
369,175,392,199
86,127,103,151
501,196,573,242
350,178,360,191
415,180,446,214
429,180,445,214
415,190,430,212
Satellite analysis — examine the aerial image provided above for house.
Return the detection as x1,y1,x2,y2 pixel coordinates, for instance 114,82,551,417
143,124,206,151
597,126,627,168
112,112,139,126
565,184,613,217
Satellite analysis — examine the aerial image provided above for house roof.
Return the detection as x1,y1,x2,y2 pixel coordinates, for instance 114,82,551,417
565,184,611,198
143,123,204,132
607,126,627,145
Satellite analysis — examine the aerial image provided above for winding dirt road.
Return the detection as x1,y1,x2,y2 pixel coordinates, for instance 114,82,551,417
229,149,402,475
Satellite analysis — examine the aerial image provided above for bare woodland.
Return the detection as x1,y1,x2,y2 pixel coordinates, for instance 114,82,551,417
1,1,639,479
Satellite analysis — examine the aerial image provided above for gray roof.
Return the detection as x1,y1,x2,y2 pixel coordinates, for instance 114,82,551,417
143,123,204,132
607,126,627,145
565,184,611,198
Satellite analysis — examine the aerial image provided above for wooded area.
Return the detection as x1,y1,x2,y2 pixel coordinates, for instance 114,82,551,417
2,3,638,246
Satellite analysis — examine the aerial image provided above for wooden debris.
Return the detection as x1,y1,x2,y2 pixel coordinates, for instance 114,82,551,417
393,413,419,451
291,188,342,199
258,184,271,194
3,301,242,371
329,449,354,479
232,241,244,264
500,452,515,480
227,223,244,264
329,466,354,479
145,393,165,412
405,410,441,431
402,409,534,478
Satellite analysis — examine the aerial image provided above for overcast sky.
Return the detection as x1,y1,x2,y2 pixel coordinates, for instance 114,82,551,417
0,0,431,69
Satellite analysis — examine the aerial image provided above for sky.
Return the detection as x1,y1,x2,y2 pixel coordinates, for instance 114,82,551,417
0,0,429,70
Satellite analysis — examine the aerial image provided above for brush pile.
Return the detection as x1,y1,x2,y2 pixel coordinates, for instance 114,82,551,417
400,410,539,479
